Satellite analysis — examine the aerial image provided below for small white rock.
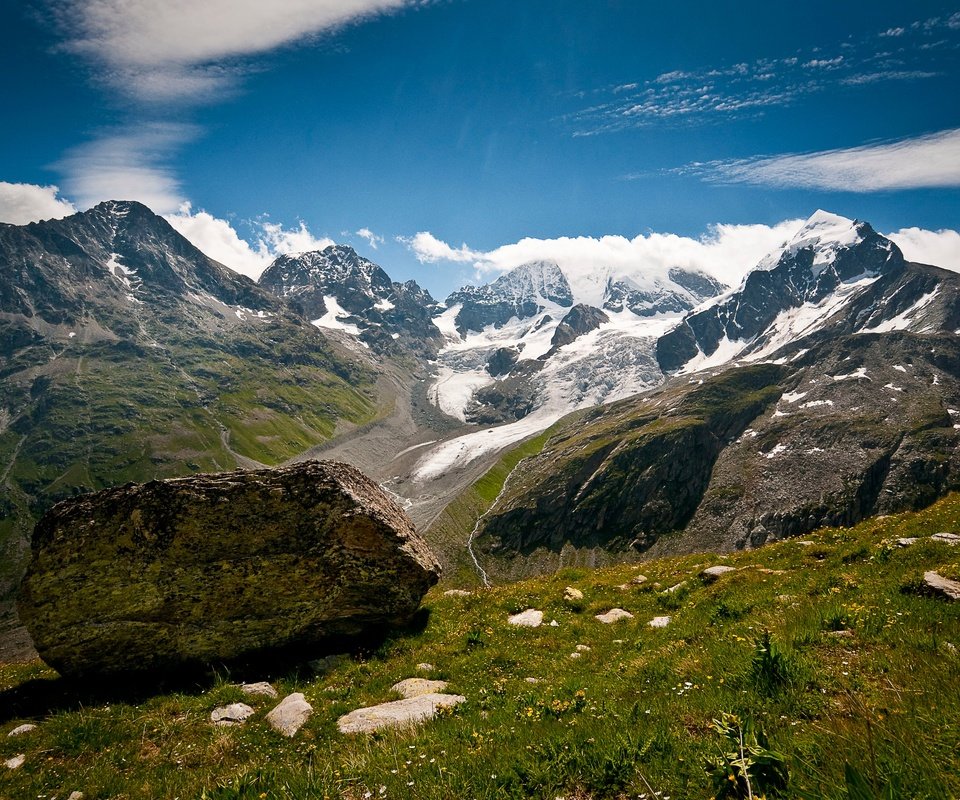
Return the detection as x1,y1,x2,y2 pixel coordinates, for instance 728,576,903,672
337,693,465,734
575,644,591,652
648,616,672,628
444,589,473,597
417,662,434,672
210,703,255,726
595,608,634,624
563,586,584,602
932,532,960,545
550,619,559,627
700,566,736,583
897,537,919,547
392,678,449,698
7,723,37,737
569,652,582,659
4,754,25,770
508,609,544,628
266,693,313,737
664,581,687,594
239,681,278,699
68,792,85,800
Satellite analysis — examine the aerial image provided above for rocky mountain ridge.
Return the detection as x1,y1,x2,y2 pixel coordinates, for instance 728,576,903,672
259,245,442,357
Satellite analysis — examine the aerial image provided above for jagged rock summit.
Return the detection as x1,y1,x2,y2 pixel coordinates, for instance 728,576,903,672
17,460,440,678
258,244,441,354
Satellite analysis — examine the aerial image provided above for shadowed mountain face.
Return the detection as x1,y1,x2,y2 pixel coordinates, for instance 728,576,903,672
473,330,960,580
0,201,376,598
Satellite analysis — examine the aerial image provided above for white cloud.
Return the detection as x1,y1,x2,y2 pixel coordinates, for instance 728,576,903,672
402,221,806,288
695,128,960,191
402,231,481,263
166,203,334,279
0,182,77,225
888,227,960,271
57,0,419,101
259,220,334,256
355,227,384,249
58,123,194,214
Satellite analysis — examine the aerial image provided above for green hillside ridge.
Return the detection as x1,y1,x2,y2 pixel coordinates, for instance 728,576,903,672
0,332,379,598
2,494,959,799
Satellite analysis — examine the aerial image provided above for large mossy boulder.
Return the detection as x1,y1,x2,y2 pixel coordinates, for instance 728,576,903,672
17,461,440,678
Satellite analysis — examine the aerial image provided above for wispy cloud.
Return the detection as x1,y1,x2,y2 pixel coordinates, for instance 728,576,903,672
54,0,420,103
0,182,77,225
567,14,959,135
56,123,196,213
680,128,960,192
355,227,385,249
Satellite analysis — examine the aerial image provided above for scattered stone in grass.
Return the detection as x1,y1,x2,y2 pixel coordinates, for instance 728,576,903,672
897,538,919,547
337,693,466,734
7,724,37,737
617,574,649,590
508,609,544,627
569,652,582,659
239,682,278,699
416,663,434,672
444,589,473,597
525,677,540,684
4,754,25,770
392,678,449,698
595,608,633,624
826,630,855,638
921,571,960,601
664,581,687,594
563,586,584,602
648,616,671,628
776,594,796,603
755,568,788,575
796,540,815,546
266,693,313,737
211,703,255,726
310,654,349,673
931,532,960,545
549,619,559,627
575,644,591,652
67,793,84,800
700,566,736,583
613,639,625,644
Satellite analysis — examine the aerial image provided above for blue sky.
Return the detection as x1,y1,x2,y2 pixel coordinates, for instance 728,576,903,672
1,0,959,297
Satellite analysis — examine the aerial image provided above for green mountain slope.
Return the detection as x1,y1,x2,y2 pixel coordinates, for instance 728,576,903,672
0,201,378,598
2,492,958,799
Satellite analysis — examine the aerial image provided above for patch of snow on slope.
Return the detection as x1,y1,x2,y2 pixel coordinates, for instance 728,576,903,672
832,367,870,381
859,289,939,334
781,391,807,403
763,443,788,459
744,274,879,362
413,404,566,481
312,295,361,335
678,335,748,374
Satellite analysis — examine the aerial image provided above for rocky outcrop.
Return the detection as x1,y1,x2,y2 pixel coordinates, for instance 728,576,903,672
17,461,440,678
548,304,609,351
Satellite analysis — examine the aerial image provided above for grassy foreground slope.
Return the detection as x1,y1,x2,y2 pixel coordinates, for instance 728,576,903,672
2,494,960,799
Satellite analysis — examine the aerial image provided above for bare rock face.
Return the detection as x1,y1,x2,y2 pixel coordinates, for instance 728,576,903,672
17,460,441,678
